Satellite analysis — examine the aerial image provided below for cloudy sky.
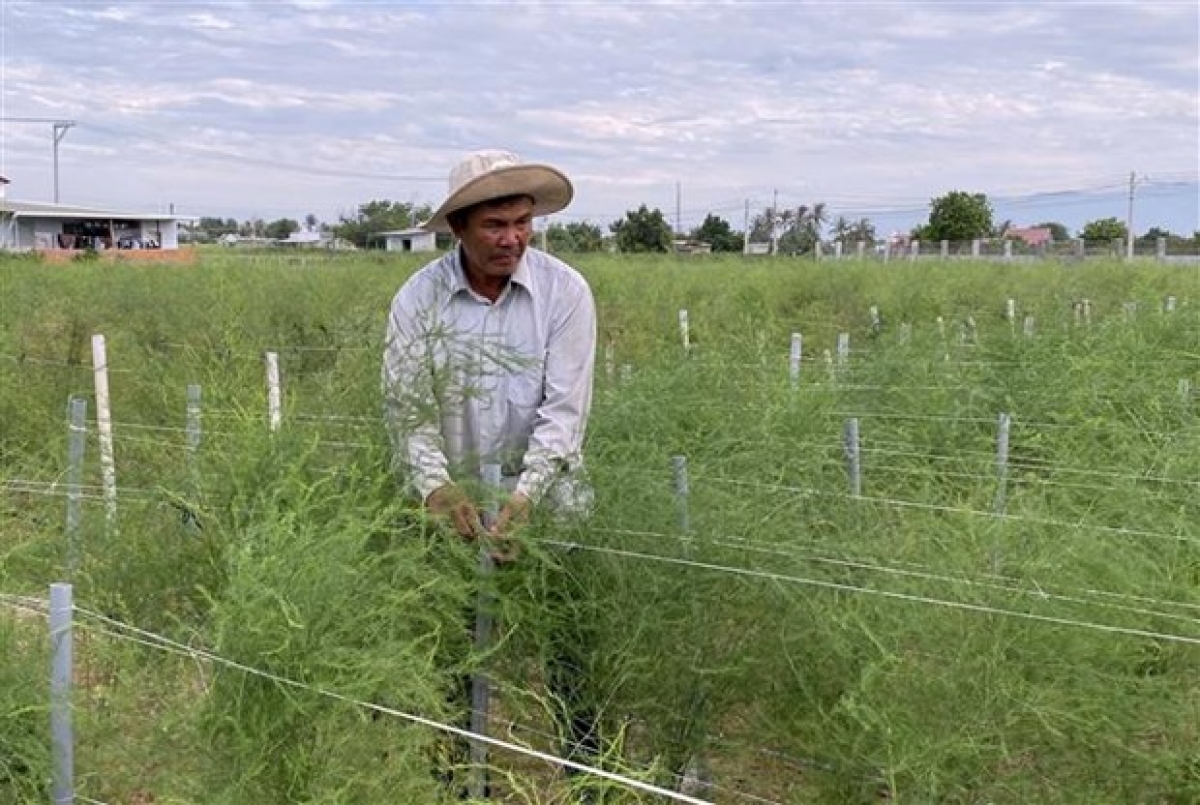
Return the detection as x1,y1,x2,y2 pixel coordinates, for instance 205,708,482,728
1,0,1197,237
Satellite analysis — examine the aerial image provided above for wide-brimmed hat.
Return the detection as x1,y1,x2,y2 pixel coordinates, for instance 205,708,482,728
421,150,573,234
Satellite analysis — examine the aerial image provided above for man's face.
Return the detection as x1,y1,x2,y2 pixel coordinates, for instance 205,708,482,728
453,196,535,279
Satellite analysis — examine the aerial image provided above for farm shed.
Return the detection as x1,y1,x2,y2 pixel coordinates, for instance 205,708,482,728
0,198,191,254
381,227,437,253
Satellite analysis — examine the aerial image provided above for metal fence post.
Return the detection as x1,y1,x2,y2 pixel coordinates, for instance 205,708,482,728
994,413,1011,515
789,333,802,390
469,463,502,799
50,582,74,805
843,419,862,497
672,455,691,534
65,398,87,575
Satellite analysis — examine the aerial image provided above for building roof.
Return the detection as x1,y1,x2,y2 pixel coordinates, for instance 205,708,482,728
379,227,435,237
0,198,192,222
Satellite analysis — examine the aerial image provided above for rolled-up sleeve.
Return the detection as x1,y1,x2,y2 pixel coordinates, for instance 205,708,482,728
516,278,596,503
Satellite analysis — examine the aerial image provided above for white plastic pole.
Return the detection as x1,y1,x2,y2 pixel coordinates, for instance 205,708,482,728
869,306,881,334
50,582,74,805
679,309,690,354
264,351,282,432
604,341,615,381
1023,315,1035,339
836,332,850,367
789,333,802,389
1165,295,1177,313
91,334,117,527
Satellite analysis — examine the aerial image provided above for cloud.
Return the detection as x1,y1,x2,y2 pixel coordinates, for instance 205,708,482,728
0,0,1194,233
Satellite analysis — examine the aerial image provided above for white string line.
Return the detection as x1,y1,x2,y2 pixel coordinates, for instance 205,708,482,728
539,540,1200,647
0,352,136,373
70,608,717,805
1,479,161,503
691,475,1198,546
496,720,784,805
596,528,1200,617
76,796,114,805
861,461,1199,497
861,443,1200,487
834,410,1198,439
0,596,49,620
685,533,1200,627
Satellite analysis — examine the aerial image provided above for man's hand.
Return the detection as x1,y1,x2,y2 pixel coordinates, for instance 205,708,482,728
487,493,531,563
425,483,483,540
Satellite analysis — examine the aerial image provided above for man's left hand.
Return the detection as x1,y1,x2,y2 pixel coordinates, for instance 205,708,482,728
488,493,531,563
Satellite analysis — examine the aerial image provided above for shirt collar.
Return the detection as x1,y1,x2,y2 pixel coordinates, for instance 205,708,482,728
449,246,535,297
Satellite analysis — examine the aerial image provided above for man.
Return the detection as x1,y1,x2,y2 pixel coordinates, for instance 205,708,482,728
382,149,598,794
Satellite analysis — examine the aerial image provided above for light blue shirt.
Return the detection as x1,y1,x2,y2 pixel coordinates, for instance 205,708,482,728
383,247,596,504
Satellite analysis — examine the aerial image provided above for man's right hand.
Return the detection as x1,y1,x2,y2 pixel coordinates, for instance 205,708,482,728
425,483,483,540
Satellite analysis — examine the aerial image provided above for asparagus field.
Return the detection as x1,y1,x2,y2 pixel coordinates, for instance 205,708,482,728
2,250,1198,804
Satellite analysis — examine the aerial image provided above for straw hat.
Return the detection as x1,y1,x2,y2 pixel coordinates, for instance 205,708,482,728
421,150,573,233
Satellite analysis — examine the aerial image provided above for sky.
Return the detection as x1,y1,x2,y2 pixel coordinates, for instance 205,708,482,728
1,0,1197,239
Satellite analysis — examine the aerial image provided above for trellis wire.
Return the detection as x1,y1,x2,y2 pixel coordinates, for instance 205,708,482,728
69,605,717,805
537,540,1200,647
594,528,1200,616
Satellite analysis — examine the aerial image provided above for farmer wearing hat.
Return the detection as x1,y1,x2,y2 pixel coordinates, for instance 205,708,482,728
383,150,599,796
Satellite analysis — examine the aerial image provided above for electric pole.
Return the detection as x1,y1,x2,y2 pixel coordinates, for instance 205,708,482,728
0,117,77,203
771,188,779,255
1125,171,1136,261
675,180,682,236
743,198,750,255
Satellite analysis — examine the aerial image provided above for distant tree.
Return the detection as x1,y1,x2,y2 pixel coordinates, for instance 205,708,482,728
196,216,239,238
610,205,673,253
846,217,877,246
239,218,265,238
778,203,827,254
1136,226,1173,246
547,221,606,253
1035,221,1071,242
1080,217,1127,244
263,218,300,240
750,203,827,254
333,200,432,249
915,191,993,242
690,213,743,252
304,212,320,231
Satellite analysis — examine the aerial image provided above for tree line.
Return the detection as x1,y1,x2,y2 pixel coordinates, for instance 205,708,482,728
185,194,1198,254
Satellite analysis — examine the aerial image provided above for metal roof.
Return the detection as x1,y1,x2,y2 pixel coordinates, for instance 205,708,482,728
379,227,435,237
0,198,192,221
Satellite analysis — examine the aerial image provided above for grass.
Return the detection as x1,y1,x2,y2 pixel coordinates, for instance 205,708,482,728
1,248,1198,803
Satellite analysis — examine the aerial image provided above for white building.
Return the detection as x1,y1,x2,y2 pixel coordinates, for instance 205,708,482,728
380,227,437,253
0,198,191,252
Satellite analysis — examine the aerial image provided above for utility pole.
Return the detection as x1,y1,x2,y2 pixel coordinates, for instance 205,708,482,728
742,198,750,255
770,188,779,255
53,122,76,204
0,117,77,203
1125,170,1136,261
675,180,682,236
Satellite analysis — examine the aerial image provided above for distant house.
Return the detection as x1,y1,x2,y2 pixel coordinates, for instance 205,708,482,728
381,227,436,253
673,238,713,255
1004,226,1053,248
279,229,326,247
0,196,193,257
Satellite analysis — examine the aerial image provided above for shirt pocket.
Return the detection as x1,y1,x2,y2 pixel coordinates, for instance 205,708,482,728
507,368,543,411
